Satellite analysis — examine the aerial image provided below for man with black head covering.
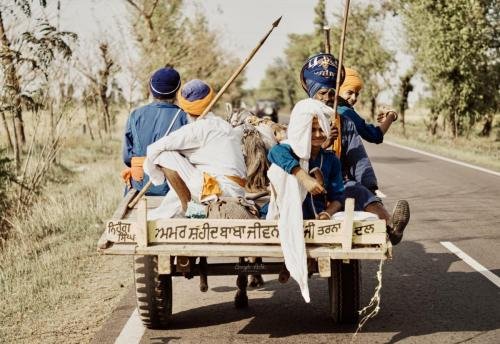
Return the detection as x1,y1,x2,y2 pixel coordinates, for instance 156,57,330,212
122,66,188,196
300,53,410,245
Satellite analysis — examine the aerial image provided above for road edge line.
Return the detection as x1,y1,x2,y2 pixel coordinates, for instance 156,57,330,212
114,308,145,344
441,241,500,288
384,141,500,177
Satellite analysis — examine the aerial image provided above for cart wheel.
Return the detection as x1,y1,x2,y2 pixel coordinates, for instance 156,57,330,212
328,259,360,324
133,255,173,329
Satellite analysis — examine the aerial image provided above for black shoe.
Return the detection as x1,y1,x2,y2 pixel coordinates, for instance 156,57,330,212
388,200,410,245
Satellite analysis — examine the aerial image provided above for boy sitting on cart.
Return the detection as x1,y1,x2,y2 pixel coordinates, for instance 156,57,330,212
265,98,345,303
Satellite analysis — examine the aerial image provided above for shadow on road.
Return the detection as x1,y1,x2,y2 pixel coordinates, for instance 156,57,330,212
149,241,500,342
363,241,500,343
371,156,426,164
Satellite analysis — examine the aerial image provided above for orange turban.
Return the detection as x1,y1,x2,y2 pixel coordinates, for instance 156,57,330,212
177,79,215,116
339,68,364,94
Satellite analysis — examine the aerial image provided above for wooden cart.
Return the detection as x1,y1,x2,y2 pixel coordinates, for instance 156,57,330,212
97,191,391,329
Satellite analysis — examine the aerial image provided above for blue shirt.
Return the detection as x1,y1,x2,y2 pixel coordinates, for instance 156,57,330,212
268,143,345,220
338,99,383,144
123,101,188,195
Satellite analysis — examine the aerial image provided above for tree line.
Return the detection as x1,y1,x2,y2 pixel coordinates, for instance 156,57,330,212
256,0,499,137
1,0,499,238
0,0,245,239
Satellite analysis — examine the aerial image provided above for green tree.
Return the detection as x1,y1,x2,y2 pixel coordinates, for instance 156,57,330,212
257,2,393,112
313,0,327,53
126,0,245,105
255,58,297,109
330,4,394,119
0,0,77,168
393,68,415,133
396,0,500,137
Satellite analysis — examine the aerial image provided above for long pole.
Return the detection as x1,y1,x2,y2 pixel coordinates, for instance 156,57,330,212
200,16,282,118
332,0,350,116
329,0,350,157
127,16,283,209
323,26,331,54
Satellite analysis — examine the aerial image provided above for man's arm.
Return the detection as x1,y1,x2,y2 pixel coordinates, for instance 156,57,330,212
376,108,397,135
268,144,325,195
291,167,325,196
146,120,204,162
341,107,384,144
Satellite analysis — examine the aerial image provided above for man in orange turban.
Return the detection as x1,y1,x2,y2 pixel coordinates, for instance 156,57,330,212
338,67,398,144
143,79,247,220
339,68,364,107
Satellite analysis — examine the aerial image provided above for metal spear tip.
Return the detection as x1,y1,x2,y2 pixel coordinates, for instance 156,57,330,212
272,16,283,27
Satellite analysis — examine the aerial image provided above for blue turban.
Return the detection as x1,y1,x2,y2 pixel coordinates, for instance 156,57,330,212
180,79,211,101
300,53,344,97
149,67,181,99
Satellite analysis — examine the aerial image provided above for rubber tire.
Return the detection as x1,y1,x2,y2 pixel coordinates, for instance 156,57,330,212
133,255,173,329
328,259,360,324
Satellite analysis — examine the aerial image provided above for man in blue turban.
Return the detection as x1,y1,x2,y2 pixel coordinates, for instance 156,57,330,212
122,66,189,196
299,53,410,245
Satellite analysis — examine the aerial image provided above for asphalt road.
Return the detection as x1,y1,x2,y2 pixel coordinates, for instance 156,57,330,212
93,142,500,344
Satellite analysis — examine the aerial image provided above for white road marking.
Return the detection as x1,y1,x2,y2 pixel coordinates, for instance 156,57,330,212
114,308,145,344
384,141,500,177
441,241,500,288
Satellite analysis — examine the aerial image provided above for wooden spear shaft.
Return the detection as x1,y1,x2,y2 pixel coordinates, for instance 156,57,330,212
332,0,350,117
323,26,331,54
128,16,283,209
199,16,282,118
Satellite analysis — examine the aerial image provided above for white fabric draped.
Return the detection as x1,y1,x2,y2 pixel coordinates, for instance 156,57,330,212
266,98,333,303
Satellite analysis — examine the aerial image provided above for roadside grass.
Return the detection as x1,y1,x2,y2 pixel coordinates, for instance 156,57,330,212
385,110,500,172
0,131,133,343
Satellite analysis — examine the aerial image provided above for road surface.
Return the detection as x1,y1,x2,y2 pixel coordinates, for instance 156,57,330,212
93,141,500,343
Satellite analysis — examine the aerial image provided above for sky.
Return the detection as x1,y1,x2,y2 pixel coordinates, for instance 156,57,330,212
19,0,424,104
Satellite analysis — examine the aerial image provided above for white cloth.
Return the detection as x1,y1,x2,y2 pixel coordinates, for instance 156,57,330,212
333,211,379,221
144,113,246,186
266,98,333,303
143,113,246,220
255,123,279,150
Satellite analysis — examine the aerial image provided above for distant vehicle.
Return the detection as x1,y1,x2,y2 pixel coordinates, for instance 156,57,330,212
254,99,279,123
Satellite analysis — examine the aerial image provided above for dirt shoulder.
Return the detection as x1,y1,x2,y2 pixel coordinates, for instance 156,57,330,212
0,137,134,344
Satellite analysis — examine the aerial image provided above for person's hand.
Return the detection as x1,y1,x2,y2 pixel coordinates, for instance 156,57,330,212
376,112,386,123
377,105,398,123
317,211,331,220
302,174,325,195
330,126,339,140
321,126,339,149
294,169,325,195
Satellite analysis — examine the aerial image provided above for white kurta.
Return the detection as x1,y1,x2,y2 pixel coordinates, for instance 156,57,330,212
144,113,246,220
266,98,333,303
